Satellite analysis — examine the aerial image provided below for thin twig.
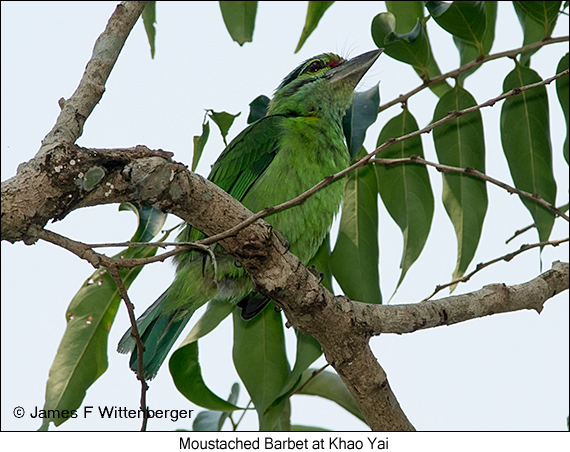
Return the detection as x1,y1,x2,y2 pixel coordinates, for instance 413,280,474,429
505,203,569,244
505,224,536,244
106,265,149,432
422,237,569,301
290,364,330,397
231,400,253,431
371,156,569,221
378,35,569,113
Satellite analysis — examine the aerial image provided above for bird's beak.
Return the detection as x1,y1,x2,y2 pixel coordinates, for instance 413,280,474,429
327,49,383,89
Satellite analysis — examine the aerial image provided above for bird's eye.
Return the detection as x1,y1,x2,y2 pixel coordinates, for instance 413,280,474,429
306,60,324,73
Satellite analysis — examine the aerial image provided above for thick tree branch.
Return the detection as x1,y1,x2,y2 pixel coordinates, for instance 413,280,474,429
350,261,569,335
40,1,147,154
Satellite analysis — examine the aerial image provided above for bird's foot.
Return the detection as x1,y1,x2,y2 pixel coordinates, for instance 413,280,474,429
307,265,324,283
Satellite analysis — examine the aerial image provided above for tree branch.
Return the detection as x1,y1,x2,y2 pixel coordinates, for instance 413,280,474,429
40,1,148,154
421,238,569,301
351,261,569,335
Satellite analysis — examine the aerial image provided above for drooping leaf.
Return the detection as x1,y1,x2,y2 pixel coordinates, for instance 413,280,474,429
294,1,334,53
432,86,488,286
265,330,322,424
385,1,425,32
514,1,561,35
343,85,380,160
296,369,366,424
169,340,242,412
247,94,270,124
169,299,236,412
426,1,487,49
207,110,241,146
371,12,451,97
500,64,557,242
180,298,235,345
376,108,434,294
385,1,452,98
232,304,290,430
330,148,381,304
513,1,560,66
371,13,430,71
556,53,569,164
39,204,167,430
453,1,497,83
192,410,223,431
192,383,240,431
192,117,210,172
219,1,257,46
142,1,157,58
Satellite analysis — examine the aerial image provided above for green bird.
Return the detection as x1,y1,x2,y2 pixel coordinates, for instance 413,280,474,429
118,49,382,380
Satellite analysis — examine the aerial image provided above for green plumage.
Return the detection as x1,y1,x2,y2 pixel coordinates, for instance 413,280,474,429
118,50,382,379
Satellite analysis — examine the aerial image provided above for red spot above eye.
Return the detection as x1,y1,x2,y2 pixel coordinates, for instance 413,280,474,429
328,59,344,68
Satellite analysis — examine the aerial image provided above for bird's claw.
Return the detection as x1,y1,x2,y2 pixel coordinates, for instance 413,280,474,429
307,265,324,283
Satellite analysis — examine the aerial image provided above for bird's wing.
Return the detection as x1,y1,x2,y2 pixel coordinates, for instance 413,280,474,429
208,115,284,201
178,115,284,244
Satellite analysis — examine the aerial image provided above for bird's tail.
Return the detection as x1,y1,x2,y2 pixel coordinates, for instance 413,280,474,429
117,290,191,380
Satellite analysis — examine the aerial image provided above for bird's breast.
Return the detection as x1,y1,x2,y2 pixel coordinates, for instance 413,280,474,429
242,117,349,264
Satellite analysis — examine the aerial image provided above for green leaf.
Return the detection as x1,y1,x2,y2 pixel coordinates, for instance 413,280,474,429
500,64,557,242
169,300,237,412
276,331,322,402
453,1,497,83
371,13,430,71
376,109,434,294
170,340,242,412
192,117,210,172
181,299,235,345
330,148,381,304
432,86,488,286
297,369,366,424
219,1,257,46
192,410,223,431
426,1,487,49
264,330,322,428
118,202,167,243
247,95,270,124
514,1,561,35
192,383,240,431
142,1,157,58
39,204,167,430
384,2,451,97
294,1,334,53
232,304,290,430
385,1,425,32
343,85,380,161
207,110,241,146
556,53,569,164
513,2,560,66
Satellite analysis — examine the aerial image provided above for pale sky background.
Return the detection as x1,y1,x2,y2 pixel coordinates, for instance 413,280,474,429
1,1,568,432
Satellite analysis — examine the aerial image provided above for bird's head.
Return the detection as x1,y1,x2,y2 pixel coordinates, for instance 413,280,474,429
268,49,383,122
